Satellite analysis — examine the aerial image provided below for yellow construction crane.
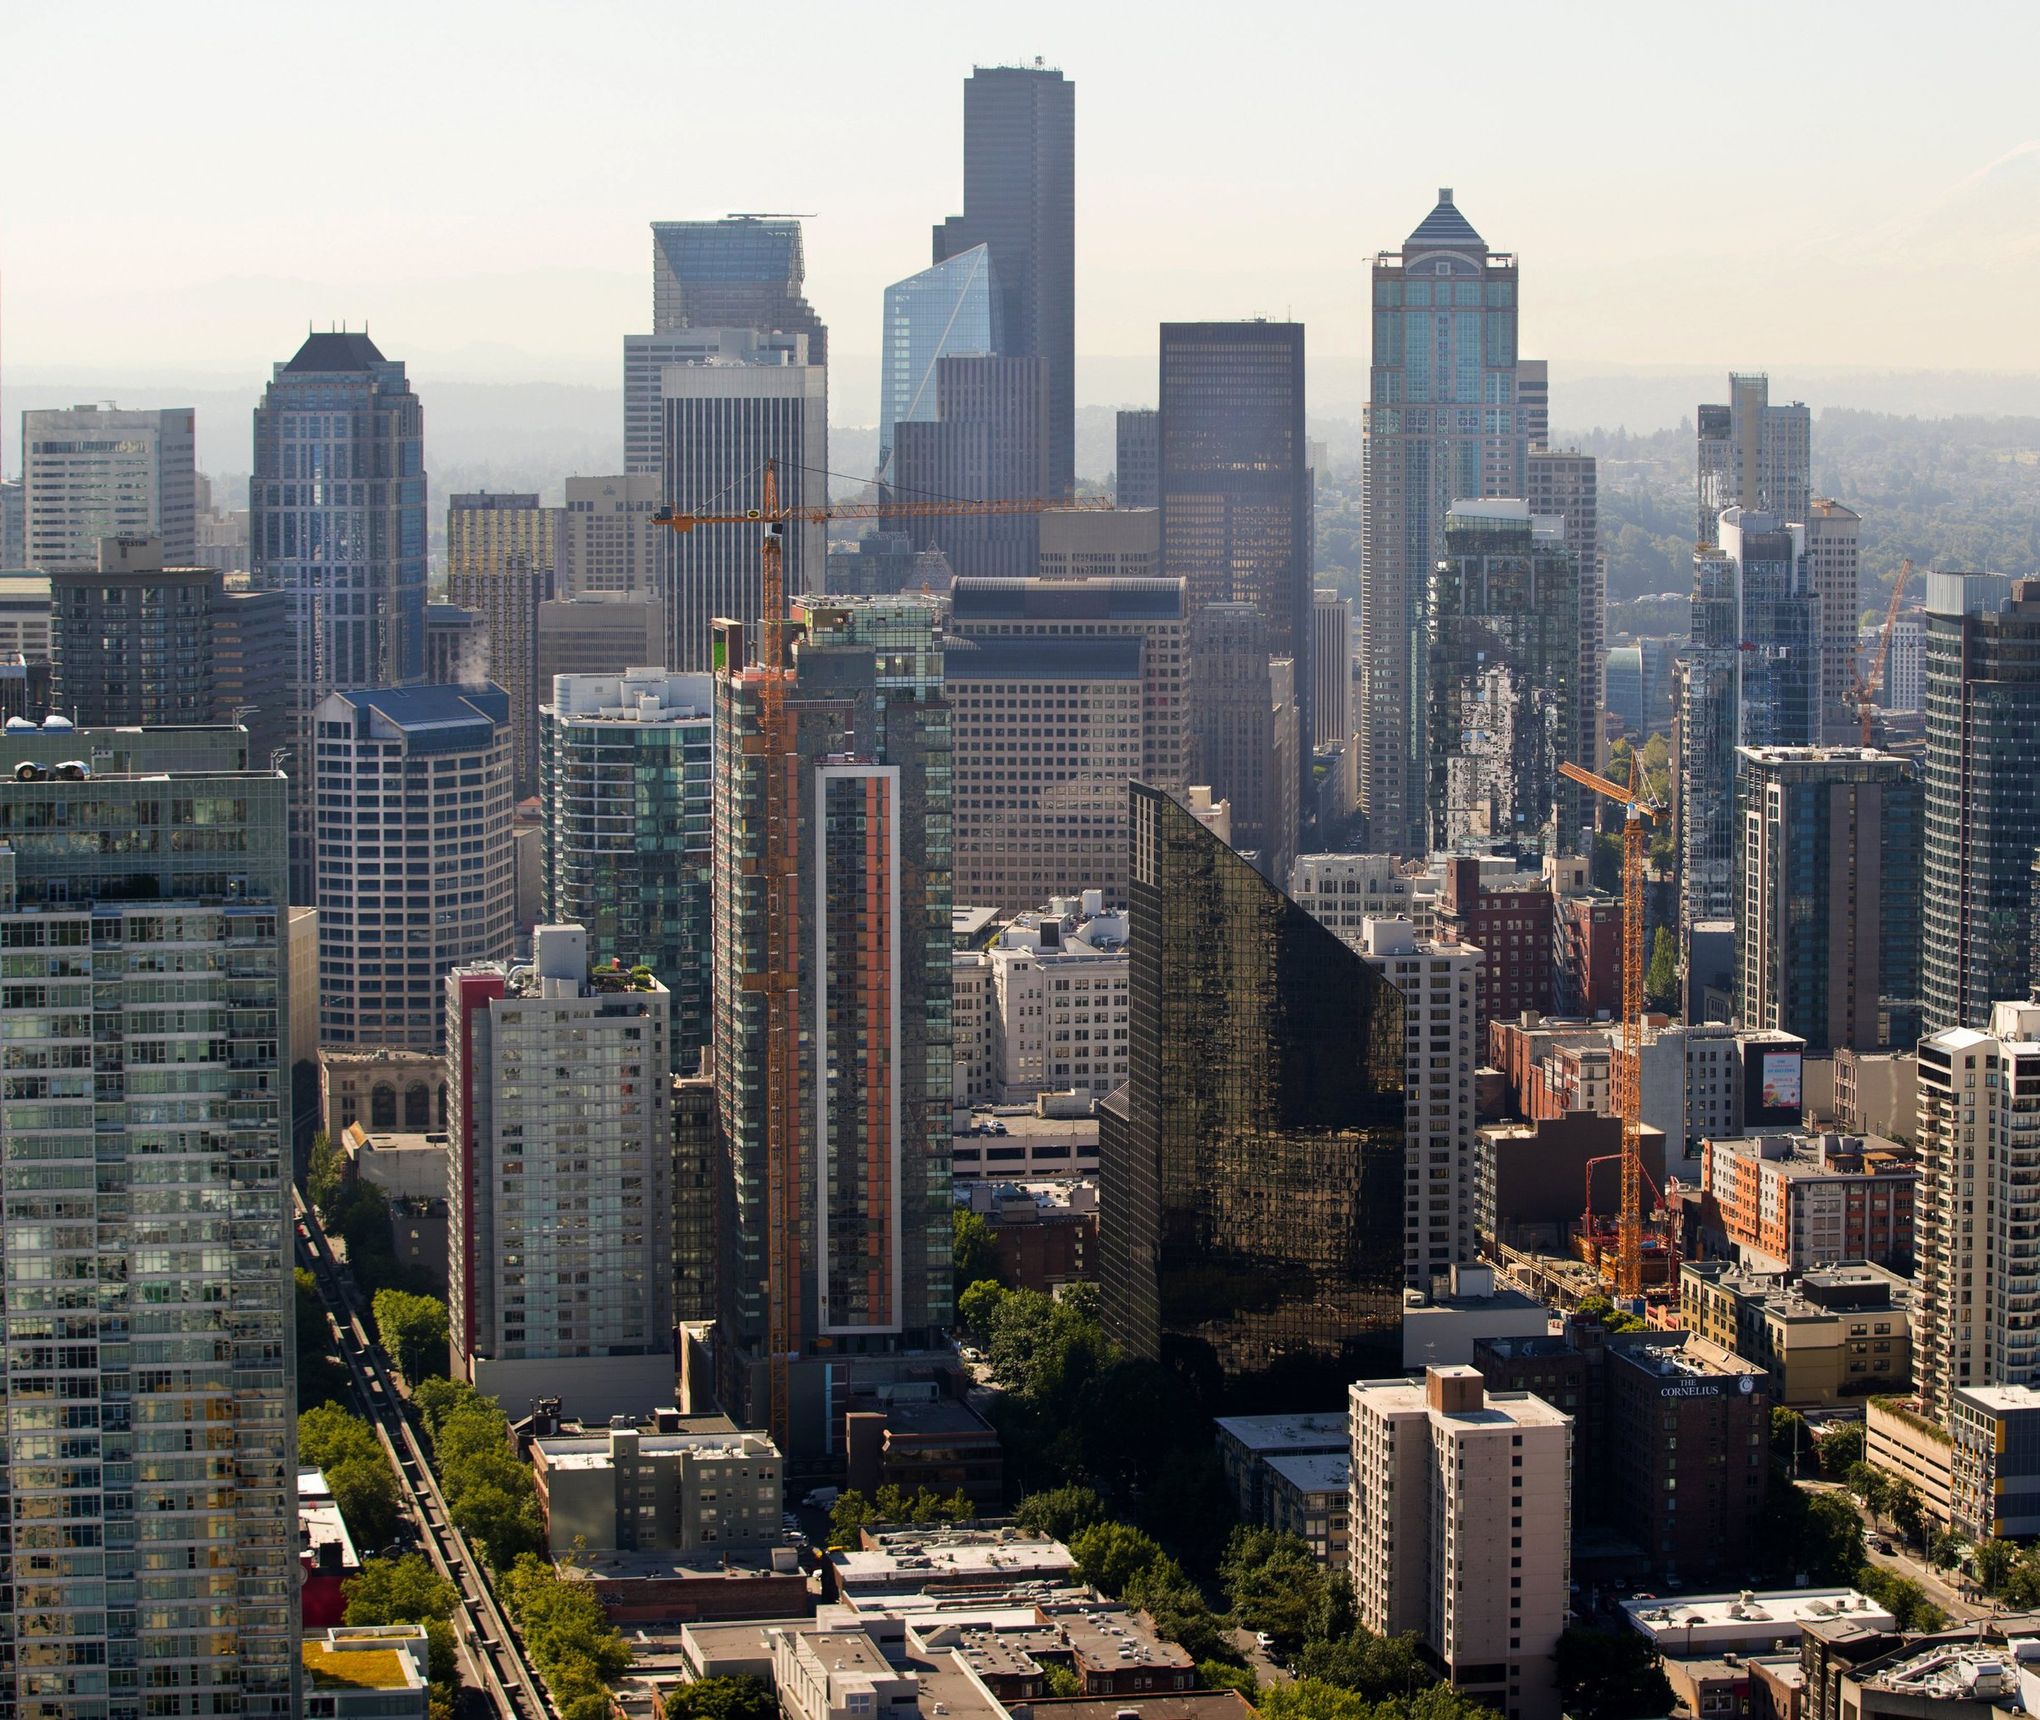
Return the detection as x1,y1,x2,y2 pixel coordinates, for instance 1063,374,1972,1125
659,461,1100,1447
1849,558,1914,748
1559,753,1666,1298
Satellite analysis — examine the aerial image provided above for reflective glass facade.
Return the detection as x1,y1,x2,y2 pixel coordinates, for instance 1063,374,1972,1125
649,218,828,365
879,245,996,476
1101,784,1405,1407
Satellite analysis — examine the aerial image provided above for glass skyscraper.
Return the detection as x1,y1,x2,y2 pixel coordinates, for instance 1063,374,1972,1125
878,244,997,477
649,217,829,364
1100,783,1405,1408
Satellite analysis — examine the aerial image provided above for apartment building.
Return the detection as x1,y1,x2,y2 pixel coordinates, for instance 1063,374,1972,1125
1681,1261,1913,1410
1288,853,1418,949
530,1422,781,1555
1701,1132,1916,1272
986,893,1129,1101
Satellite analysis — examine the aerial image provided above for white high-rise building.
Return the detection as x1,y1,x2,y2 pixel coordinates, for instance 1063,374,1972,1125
1288,854,1418,948
21,402,196,568
1357,918,1481,1284
1803,499,1862,743
314,685,515,1048
447,925,677,1416
560,473,663,596
1914,999,2040,1424
1350,1366,1571,1720
986,893,1130,1101
657,344,826,671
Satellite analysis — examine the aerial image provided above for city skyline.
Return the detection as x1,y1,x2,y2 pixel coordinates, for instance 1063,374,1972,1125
5,2,2040,416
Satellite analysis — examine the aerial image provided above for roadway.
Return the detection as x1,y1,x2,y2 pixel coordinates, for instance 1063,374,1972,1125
295,1186,556,1719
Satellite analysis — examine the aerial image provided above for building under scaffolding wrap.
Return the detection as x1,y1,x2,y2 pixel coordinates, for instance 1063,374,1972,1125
711,595,954,1453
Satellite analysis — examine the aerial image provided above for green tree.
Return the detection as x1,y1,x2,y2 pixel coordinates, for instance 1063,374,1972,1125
1644,926,1679,1015
952,1207,1002,1293
308,1129,347,1214
1256,1676,1374,1720
829,1490,878,1549
296,1267,352,1410
299,1403,383,1472
500,1553,631,1714
1552,1626,1675,1720
1296,1629,1429,1700
957,1279,1008,1347
1015,1484,1108,1543
1221,1526,1332,1648
1855,1564,1947,1632
1976,1535,2018,1595
372,1289,449,1383
1122,1553,1233,1664
1042,1665,1083,1699
662,1675,779,1720
326,1456,401,1550
1771,1407,1811,1473
344,1554,457,1627
1887,1478,1926,1549
1817,1420,1866,1478
1846,1462,1891,1523
1070,1521,1165,1595
1927,1528,1966,1570
1196,1662,1259,1702
412,1376,480,1441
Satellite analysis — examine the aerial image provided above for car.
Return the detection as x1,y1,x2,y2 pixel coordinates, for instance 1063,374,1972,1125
802,1486,840,1510
1873,1537,1895,1555
1254,1633,1274,1650
991,1121,1009,1135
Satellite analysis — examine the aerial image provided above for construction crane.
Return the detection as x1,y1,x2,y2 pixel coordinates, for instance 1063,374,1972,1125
1848,558,1914,747
658,460,1099,1447
1559,753,1667,1299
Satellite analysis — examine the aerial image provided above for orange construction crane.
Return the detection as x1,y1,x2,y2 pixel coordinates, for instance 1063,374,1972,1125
1848,558,1913,747
660,461,1097,1447
1559,753,1666,1298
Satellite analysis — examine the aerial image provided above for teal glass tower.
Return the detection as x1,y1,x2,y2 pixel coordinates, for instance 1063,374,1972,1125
879,245,997,479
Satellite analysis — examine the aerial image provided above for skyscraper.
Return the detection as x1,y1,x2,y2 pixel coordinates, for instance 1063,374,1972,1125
1361,193,1531,855
947,574,1189,909
886,354,1050,579
659,347,827,670
879,245,997,477
650,217,829,361
1526,446,1603,770
20,402,196,568
540,669,715,1065
0,724,297,1719
1919,573,2040,1033
313,685,515,1048
712,595,951,1447
1160,321,1313,781
0,478,23,568
447,492,560,797
1426,500,1583,854
447,925,675,1416
1312,590,1354,751
1190,602,1300,882
1037,507,1160,580
623,326,812,480
1115,408,1159,510
50,534,218,727
934,62,1075,497
1695,372,1811,543
559,473,662,596
1804,499,1863,743
1099,782,1405,1405
1734,746,1922,1054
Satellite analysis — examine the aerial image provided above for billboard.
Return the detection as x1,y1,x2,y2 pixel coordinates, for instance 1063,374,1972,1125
1760,1050,1803,1112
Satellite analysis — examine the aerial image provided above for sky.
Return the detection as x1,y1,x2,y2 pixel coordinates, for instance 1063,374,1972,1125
5,0,2040,426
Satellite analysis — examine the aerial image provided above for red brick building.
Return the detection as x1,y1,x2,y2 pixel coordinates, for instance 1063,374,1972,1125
1437,857,1554,1030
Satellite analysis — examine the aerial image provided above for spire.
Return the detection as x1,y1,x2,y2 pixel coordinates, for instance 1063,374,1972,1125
1405,187,1487,252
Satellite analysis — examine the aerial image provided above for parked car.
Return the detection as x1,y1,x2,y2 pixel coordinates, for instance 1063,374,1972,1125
802,1486,840,1510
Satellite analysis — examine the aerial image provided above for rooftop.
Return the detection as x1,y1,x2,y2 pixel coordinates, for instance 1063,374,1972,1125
831,1532,1073,1590
1212,1411,1349,1455
944,636,1143,681
301,1626,428,1693
1623,1588,1895,1646
950,576,1185,623
1858,1638,2039,1705
285,330,389,373
1404,187,1487,251
1262,1451,1351,1495
534,1429,775,1471
1955,1383,2040,1415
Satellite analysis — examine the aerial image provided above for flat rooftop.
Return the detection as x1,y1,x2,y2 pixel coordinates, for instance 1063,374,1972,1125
1017,1694,1255,1720
832,1534,1073,1589
1263,1451,1351,1495
1213,1410,1349,1454
1956,1384,2040,1414
557,1550,799,1582
1624,1589,1896,1645
534,1430,774,1470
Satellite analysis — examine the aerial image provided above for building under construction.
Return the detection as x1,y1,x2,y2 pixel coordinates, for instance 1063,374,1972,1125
710,594,955,1452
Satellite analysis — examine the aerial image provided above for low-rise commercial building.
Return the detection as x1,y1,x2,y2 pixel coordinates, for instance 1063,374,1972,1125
986,894,1129,1101
1287,853,1419,947
1214,1411,1350,1528
1264,1452,1349,1570
829,1532,1076,1601
957,1180,1097,1292
320,1046,450,1136
301,1627,432,1720
1621,1589,1895,1658
1401,1264,1553,1368
531,1422,781,1556
1832,1049,1918,1145
1680,1261,1912,1409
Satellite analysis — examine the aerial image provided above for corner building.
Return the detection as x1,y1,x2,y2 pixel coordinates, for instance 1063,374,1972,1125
1099,784,1404,1406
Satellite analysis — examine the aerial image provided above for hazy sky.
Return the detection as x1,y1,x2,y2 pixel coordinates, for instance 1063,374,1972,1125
5,0,2040,405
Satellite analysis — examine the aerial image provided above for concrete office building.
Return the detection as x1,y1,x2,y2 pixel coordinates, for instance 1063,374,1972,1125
1361,192,1533,855
886,355,1050,579
1038,507,1159,580
1805,499,1864,742
447,926,675,1415
1919,573,2040,1033
540,669,714,1066
879,245,997,477
1681,1261,1914,1410
1914,999,2040,1423
1696,373,1811,543
947,575,1189,910
49,534,217,727
1099,784,1405,1402
934,62,1075,497
711,597,952,1447
313,685,515,1049
1950,1386,2040,1541
1349,1367,1571,1720
1873,610,1926,713
1116,407,1159,510
1357,919,1482,1284
1735,747,1922,1053
447,492,560,797
1526,446,1603,771
1191,602,1299,880
535,592,669,691
0,477,22,567
0,571,51,661
425,602,487,687
559,473,662,596
984,893,1129,1101
21,402,196,568
1160,320,1313,795
531,1424,781,1556
0,729,298,1718
1426,500,1583,854
659,343,827,671
1312,590,1354,752
1288,853,1419,947
624,326,813,481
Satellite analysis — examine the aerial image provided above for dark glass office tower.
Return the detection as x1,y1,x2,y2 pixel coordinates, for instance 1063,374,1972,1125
649,216,829,364
1100,783,1405,1408
1159,321,1313,825
934,63,1075,497
886,355,1049,578
1116,408,1159,510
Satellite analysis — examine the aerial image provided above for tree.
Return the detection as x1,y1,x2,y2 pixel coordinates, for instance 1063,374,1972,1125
1887,1478,1926,1549
958,1279,1008,1348
1015,1484,1108,1543
412,1376,480,1441
1817,1420,1866,1479
372,1289,449,1383
1196,1662,1258,1702
662,1676,779,1720
1122,1554,1233,1664
1296,1630,1429,1701
1771,1407,1811,1473
1855,1565,1947,1633
1552,1626,1675,1720
449,1480,545,1569
1927,1528,1966,1571
952,1208,1001,1293
1257,1676,1374,1720
308,1129,347,1215
1846,1462,1891,1524
829,1491,877,1549
1643,927,1679,1016
1042,1665,1083,1699
1070,1521,1165,1596
500,1553,631,1715
1221,1527,1333,1648
326,1456,401,1550
345,1554,458,1627
1976,1536,2018,1596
